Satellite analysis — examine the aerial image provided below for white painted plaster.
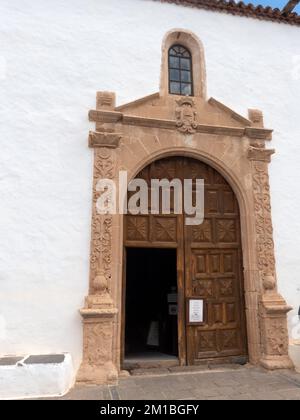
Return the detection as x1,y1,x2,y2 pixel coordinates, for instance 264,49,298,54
0,0,300,382
0,354,74,400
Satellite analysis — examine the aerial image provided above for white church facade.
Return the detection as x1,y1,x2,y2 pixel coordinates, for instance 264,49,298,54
1,0,300,398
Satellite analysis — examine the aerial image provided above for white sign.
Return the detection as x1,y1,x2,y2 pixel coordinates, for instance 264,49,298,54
189,299,204,323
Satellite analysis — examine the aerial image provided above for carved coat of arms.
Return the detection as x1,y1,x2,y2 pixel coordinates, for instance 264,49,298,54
175,97,198,134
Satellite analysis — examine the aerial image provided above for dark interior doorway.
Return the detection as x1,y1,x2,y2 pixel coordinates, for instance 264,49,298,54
125,248,178,360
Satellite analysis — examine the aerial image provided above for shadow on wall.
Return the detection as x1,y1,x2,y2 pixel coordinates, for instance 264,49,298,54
290,343,300,373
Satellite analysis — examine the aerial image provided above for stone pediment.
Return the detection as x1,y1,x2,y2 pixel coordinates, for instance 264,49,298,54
89,91,273,142
115,93,250,128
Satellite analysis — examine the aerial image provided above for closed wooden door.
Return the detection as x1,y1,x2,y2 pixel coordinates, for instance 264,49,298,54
124,156,247,365
183,159,247,364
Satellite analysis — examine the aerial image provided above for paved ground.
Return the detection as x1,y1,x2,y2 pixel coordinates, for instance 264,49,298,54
55,365,300,401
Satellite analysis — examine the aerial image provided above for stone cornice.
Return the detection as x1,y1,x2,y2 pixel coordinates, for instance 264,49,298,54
89,109,273,140
80,308,118,319
245,127,273,140
196,125,244,137
123,115,176,130
89,109,122,123
263,304,293,316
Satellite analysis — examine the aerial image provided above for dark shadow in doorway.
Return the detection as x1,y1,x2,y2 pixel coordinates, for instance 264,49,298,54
125,248,178,360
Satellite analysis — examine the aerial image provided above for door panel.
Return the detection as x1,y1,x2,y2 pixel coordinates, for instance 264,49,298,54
184,159,247,364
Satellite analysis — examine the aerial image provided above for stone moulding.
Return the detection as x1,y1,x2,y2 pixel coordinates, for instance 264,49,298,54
245,127,273,140
89,109,122,123
80,308,118,317
89,107,273,140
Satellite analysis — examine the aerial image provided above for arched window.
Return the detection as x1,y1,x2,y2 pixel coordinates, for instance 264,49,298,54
169,45,193,96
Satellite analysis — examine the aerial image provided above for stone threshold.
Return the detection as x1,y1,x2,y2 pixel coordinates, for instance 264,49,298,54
125,363,247,378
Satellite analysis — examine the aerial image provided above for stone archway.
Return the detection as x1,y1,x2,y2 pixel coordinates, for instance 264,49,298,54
77,29,293,384
77,95,293,384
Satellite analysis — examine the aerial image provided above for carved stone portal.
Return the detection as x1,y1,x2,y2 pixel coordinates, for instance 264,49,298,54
78,31,293,384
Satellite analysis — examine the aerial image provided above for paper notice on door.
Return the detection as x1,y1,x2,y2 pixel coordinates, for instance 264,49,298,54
189,299,204,323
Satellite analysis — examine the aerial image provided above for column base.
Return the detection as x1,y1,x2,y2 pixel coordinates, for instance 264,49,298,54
259,291,294,371
77,300,119,385
77,361,118,385
260,356,294,371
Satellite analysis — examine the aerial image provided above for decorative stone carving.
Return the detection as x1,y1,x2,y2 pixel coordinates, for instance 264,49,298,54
87,271,114,309
90,148,116,290
266,319,289,356
89,131,121,148
77,311,118,384
175,97,198,134
263,275,276,291
96,91,116,110
251,159,276,286
248,146,275,163
249,146,293,370
248,109,264,127
260,294,293,369
78,142,119,385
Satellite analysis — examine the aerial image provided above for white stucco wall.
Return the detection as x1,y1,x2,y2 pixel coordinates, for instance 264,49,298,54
0,354,74,400
1,0,300,377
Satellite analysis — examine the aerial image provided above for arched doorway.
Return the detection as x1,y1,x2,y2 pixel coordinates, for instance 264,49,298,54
79,31,293,384
123,156,248,368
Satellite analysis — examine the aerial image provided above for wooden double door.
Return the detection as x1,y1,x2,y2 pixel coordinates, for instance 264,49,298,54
124,156,248,365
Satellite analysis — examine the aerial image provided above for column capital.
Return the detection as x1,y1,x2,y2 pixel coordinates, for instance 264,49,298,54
248,146,275,163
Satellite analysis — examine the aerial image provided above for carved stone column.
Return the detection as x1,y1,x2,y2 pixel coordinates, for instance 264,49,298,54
248,144,293,370
77,93,121,384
